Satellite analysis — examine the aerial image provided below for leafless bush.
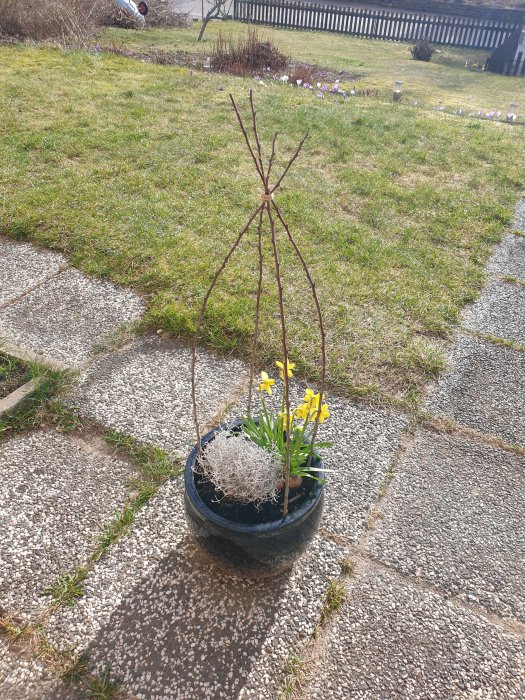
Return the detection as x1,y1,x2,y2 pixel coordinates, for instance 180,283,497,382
0,0,113,43
211,28,288,77
200,430,281,505
145,0,190,28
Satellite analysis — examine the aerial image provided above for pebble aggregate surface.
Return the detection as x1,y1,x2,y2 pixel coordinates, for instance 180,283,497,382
425,332,525,447
461,279,525,346
487,231,525,281
0,430,136,617
367,428,525,622
0,268,144,367
46,479,344,699
70,335,248,453
303,567,525,700
0,239,67,307
0,639,74,700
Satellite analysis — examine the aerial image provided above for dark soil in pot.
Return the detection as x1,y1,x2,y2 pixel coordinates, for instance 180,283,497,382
194,468,317,525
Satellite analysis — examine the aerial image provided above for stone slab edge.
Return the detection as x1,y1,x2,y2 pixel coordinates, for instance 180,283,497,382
0,341,70,372
0,379,40,418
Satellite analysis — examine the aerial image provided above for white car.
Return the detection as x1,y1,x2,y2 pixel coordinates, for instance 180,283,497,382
115,0,148,24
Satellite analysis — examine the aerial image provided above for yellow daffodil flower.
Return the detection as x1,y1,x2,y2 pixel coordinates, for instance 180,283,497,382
294,403,310,421
276,359,295,380
258,371,275,395
303,388,320,409
311,403,330,423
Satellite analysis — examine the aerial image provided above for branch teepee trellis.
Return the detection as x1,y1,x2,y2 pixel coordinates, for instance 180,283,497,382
191,90,326,517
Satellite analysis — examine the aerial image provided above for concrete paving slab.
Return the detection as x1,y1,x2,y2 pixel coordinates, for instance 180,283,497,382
367,428,525,622
71,335,248,453
425,333,525,447
462,279,525,346
0,430,136,618
0,238,67,307
0,638,74,700
487,232,525,281
0,268,144,368
303,566,525,700
513,198,525,233
317,397,408,542
46,478,344,700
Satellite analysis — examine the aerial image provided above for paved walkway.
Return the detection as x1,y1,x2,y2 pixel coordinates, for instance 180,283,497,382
1,202,525,699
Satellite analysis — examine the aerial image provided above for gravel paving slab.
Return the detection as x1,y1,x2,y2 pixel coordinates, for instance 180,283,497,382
367,428,525,622
513,198,525,232
0,430,137,618
317,397,408,541
303,567,525,700
0,638,74,700
0,268,144,368
71,335,248,453
462,279,525,346
46,478,344,700
487,232,525,281
425,333,525,447
0,238,67,307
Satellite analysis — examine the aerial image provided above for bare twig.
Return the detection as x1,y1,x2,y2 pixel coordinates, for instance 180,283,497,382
247,207,265,416
266,201,292,516
191,204,264,452
192,92,325,519
272,201,326,451
230,92,266,186
270,131,309,194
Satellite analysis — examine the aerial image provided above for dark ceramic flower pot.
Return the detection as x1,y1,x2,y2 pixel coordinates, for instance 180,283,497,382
184,420,325,578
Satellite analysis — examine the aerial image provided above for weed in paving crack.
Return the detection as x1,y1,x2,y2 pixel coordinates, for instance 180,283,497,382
43,568,88,607
278,653,306,700
319,579,346,624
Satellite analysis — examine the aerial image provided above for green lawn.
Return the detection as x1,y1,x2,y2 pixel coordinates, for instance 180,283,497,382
99,21,524,113
1,28,524,405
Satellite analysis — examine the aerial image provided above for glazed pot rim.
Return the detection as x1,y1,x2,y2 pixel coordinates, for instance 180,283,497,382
184,418,325,535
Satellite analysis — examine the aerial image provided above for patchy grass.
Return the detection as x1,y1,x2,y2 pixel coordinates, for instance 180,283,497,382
0,362,76,439
0,40,523,404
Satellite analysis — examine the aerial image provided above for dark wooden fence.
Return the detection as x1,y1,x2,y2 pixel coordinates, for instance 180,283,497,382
232,0,522,50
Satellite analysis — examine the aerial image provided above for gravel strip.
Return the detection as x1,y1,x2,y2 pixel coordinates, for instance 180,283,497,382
487,231,525,282
462,279,525,346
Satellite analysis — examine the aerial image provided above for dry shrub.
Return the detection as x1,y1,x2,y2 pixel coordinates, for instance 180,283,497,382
144,0,190,28
288,63,318,85
211,28,288,77
0,0,113,43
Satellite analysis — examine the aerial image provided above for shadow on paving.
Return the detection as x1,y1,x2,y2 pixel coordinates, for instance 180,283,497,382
87,535,291,699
